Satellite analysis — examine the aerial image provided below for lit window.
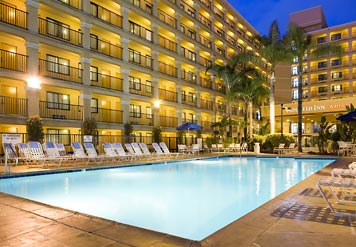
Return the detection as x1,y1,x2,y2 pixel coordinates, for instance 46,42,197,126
292,90,298,99
331,33,341,41
317,36,327,44
332,72,342,79
46,92,70,110
332,85,342,92
292,78,298,87
292,66,298,75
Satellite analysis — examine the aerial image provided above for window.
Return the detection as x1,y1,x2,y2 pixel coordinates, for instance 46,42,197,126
91,98,98,113
90,34,98,50
130,104,141,118
332,72,342,80
188,92,196,102
182,91,186,101
292,90,298,99
46,54,70,75
90,66,98,81
145,55,152,68
332,85,342,92
146,106,152,119
46,18,70,40
145,80,152,93
292,66,298,75
46,92,70,110
129,49,141,64
318,61,327,69
331,59,342,66
129,76,141,90
182,112,186,122
318,74,327,81
90,2,98,17
129,22,141,36
317,36,327,44
46,129,70,145
292,56,299,63
291,123,304,134
331,33,342,41
318,87,328,93
292,78,298,88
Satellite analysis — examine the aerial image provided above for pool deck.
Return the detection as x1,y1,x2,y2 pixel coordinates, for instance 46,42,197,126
1,153,356,246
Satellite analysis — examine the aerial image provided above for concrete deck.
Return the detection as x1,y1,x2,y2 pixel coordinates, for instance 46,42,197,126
1,154,356,246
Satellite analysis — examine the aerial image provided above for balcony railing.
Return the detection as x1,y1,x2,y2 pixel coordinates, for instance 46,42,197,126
214,25,225,38
56,0,82,10
158,35,177,52
200,77,213,89
215,45,225,57
90,73,123,91
38,17,83,46
0,2,27,28
199,0,212,8
0,96,27,116
128,49,153,69
160,116,178,128
129,21,153,42
180,0,195,17
90,2,123,28
182,95,197,106
198,35,212,48
200,98,213,110
201,121,212,131
92,107,123,123
198,14,211,28
159,62,177,77
180,24,196,40
90,36,123,59
158,88,178,102
40,101,83,120
181,70,196,83
181,46,196,61
158,9,176,28
0,49,27,72
199,56,211,67
226,18,235,29
226,34,235,45
39,59,82,83
129,112,153,126
213,6,224,19
129,0,153,14
129,81,153,97
216,83,226,93
216,103,226,113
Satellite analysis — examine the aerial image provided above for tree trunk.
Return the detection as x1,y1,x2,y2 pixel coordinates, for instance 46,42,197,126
297,63,303,152
269,72,275,134
249,101,253,139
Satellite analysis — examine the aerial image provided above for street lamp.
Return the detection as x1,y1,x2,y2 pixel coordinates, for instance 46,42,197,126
281,104,285,137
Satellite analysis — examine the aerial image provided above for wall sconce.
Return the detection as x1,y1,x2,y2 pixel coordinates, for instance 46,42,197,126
27,77,41,89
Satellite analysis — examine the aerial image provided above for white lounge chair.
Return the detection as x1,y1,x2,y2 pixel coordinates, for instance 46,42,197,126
28,141,60,166
317,176,356,217
152,142,171,158
112,142,134,161
273,143,285,154
159,142,180,157
191,144,201,155
102,142,122,161
132,142,151,159
178,144,188,154
124,143,144,159
43,141,73,166
71,142,100,165
283,143,296,153
83,142,106,163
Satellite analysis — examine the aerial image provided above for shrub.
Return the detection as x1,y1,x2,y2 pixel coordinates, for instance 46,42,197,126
26,116,44,143
262,134,296,153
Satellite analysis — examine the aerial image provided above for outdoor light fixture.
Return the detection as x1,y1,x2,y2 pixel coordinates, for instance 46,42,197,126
153,100,160,108
27,77,41,89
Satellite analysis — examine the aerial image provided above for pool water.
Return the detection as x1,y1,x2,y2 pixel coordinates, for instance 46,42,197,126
0,157,334,240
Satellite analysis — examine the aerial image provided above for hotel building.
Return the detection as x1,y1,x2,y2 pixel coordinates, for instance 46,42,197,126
0,0,268,148
272,6,356,145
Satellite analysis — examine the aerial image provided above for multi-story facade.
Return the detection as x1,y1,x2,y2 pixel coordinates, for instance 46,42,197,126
0,0,266,149
272,6,356,146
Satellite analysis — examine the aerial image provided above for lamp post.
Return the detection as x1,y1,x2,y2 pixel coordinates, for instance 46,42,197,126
281,104,284,137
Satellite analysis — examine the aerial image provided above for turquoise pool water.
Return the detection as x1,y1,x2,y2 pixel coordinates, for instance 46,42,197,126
0,157,334,240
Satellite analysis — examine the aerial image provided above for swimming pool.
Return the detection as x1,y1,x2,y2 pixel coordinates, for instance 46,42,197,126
0,156,334,240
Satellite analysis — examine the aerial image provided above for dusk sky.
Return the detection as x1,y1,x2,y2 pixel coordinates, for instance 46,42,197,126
228,0,356,35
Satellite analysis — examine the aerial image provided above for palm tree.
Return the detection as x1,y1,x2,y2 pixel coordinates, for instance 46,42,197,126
285,23,343,152
232,68,269,139
256,20,291,134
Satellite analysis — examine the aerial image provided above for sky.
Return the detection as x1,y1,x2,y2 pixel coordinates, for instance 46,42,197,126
228,0,356,35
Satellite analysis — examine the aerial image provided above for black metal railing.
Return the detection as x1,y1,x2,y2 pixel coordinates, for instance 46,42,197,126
0,96,27,116
0,49,27,72
90,73,123,91
160,116,178,128
158,88,178,102
158,35,177,52
129,112,154,126
39,59,82,83
129,81,153,97
56,0,82,10
90,36,123,59
129,21,153,42
40,101,83,120
0,2,27,28
129,49,153,69
92,108,123,123
90,2,123,28
158,9,176,27
158,62,177,77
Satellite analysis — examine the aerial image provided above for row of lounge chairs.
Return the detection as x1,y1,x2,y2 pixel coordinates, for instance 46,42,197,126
2,141,184,167
317,162,356,217
273,143,296,154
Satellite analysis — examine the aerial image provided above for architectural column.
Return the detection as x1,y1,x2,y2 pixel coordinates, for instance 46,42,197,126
121,68,130,93
121,98,130,124
176,109,182,126
195,90,201,108
152,51,159,71
176,84,182,104
80,21,92,49
195,112,201,125
152,0,158,17
121,7,130,31
195,46,200,66
176,12,181,30
26,87,40,117
121,38,130,63
82,0,91,13
152,77,159,100
176,36,182,56
25,41,40,117
176,61,182,80
25,0,39,33
152,23,159,44
211,95,216,113
26,41,39,76
195,68,201,86
80,57,92,121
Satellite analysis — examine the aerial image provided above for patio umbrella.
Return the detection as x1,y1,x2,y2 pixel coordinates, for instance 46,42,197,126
176,122,203,145
336,110,356,122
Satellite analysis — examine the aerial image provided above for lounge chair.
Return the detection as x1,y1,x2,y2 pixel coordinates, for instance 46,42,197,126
241,142,248,152
112,142,134,161
273,143,285,154
317,176,356,217
132,142,152,159
152,142,171,158
83,142,106,163
27,141,60,166
331,162,356,178
2,143,19,165
139,143,158,159
102,142,122,161
159,142,180,157
43,141,73,166
71,142,101,165
124,143,144,159
191,144,201,155
178,144,188,154
283,143,296,153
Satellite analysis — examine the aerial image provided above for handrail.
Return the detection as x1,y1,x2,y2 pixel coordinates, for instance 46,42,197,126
4,143,18,174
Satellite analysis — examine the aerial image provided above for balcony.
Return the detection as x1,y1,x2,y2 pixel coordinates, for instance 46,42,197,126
226,34,235,45
40,101,83,120
158,88,177,102
198,35,212,48
201,120,212,131
158,9,176,28
160,115,178,128
56,0,82,10
39,59,82,83
158,35,177,52
181,46,196,61
216,84,226,93
213,6,224,19
129,21,153,42
200,98,213,110
226,18,235,29
129,0,153,15
216,103,226,113
0,2,27,29
92,107,123,124
213,25,225,38
90,72,123,91
180,0,195,17
198,14,211,28
90,2,123,28
129,81,153,97
214,45,225,57
129,112,153,126
180,24,196,40
182,95,197,106
0,96,27,117
181,70,196,83
38,17,82,46
129,49,153,69
199,56,211,67
90,36,123,59
200,77,213,89
159,62,177,77
199,0,212,8
0,49,27,72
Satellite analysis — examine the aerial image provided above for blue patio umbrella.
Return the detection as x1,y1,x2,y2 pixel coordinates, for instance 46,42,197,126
336,110,356,122
176,122,203,145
